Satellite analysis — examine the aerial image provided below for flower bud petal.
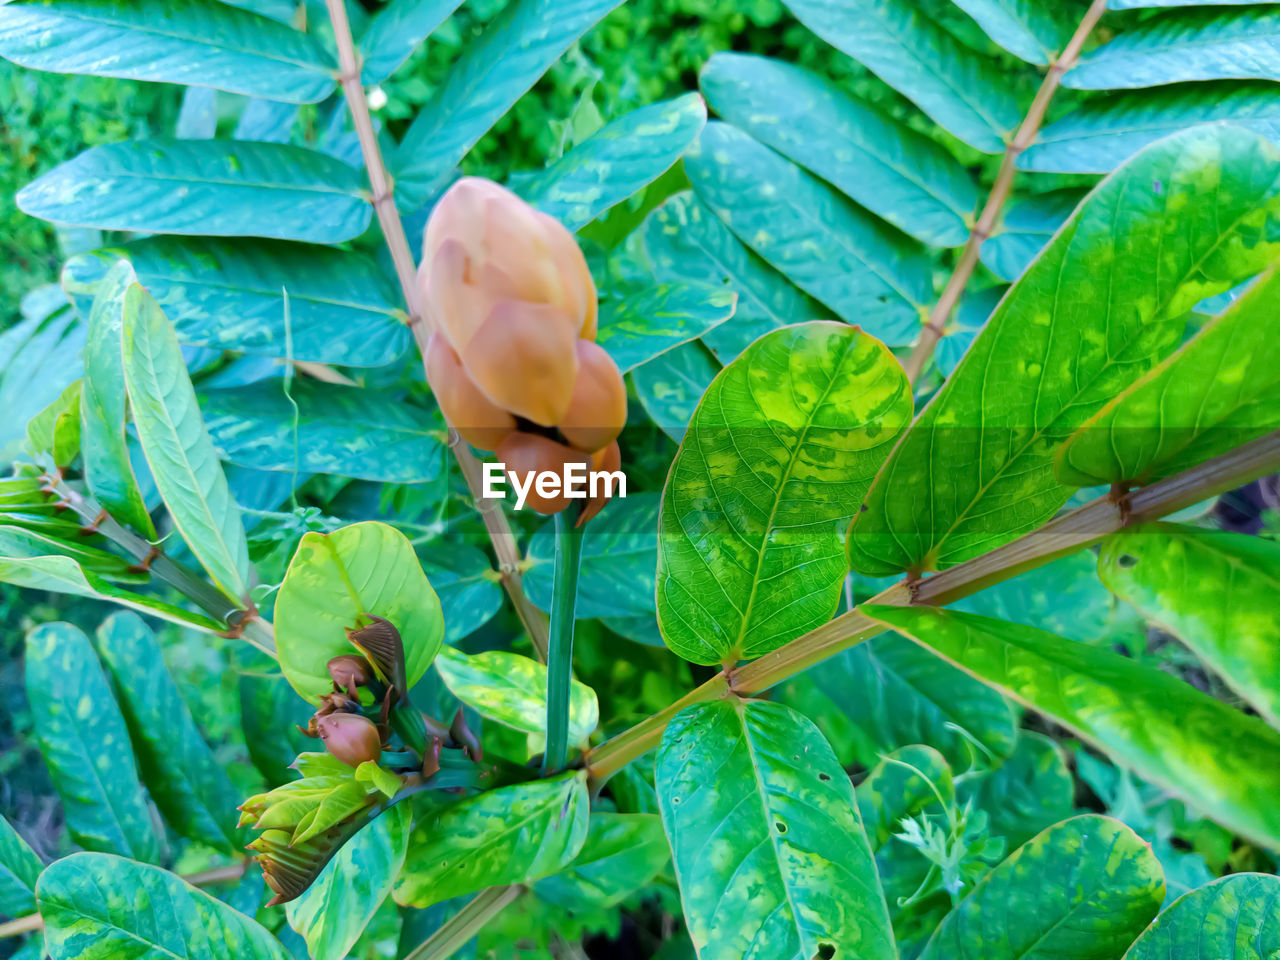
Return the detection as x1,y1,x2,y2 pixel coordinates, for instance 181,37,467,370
425,333,516,451
421,239,494,354
461,300,579,426
327,654,373,692
495,432,591,515
317,713,383,768
579,440,622,525
559,340,627,452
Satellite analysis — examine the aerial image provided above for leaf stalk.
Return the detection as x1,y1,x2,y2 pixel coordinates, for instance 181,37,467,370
543,508,584,774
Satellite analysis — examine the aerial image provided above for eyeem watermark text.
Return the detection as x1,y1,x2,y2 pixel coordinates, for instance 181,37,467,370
482,462,626,510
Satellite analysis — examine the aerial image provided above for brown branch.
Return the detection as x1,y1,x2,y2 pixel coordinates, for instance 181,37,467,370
324,0,549,659
585,430,1280,784
902,0,1109,384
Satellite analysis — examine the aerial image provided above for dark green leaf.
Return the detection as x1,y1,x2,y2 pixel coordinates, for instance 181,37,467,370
360,0,465,85
658,322,912,664
0,815,42,919
686,122,933,347
239,673,316,787
18,140,371,244
417,543,503,644
1122,873,1280,960
632,340,721,442
0,296,84,463
534,813,669,910
936,285,1003,378
918,815,1164,960
177,86,218,140
656,699,896,960
595,283,736,372
0,0,335,102
979,188,1086,283
700,52,977,247
957,731,1074,850
951,0,1075,65
234,98,299,143
38,852,289,960
24,623,160,862
856,744,954,852
864,604,1280,848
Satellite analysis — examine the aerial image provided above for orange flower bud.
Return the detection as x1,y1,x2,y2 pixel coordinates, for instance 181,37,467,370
316,713,382,768
559,340,627,452
495,431,591,515
424,333,515,451
579,441,622,526
326,655,373,695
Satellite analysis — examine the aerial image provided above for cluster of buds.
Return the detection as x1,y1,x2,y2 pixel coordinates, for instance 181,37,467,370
420,177,626,520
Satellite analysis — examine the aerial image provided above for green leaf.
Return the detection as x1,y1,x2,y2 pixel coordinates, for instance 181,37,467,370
657,699,896,960
521,93,707,232
1056,265,1280,487
0,526,141,581
24,623,160,862
533,813,669,910
240,673,316,787
359,0,465,85
700,52,977,247
0,0,335,103
0,297,84,463
1065,8,1280,90
275,521,445,702
434,647,599,746
1099,524,1280,727
632,341,721,443
685,122,933,347
642,191,814,363
1020,82,1280,174
917,815,1164,960
957,731,1074,851
951,0,1075,65
779,0,1019,152
201,381,446,484
525,493,659,619
0,815,43,919
18,140,371,244
122,281,250,602
848,125,1280,575
979,188,1086,283
863,604,1280,848
25,379,82,468
856,744,954,852
808,634,1018,771
393,771,589,908
286,804,412,960
657,322,912,664
595,283,736,372
38,852,290,960
392,0,626,209
417,543,503,644
1122,873,1280,959
94,612,241,851
79,261,156,537
64,239,410,367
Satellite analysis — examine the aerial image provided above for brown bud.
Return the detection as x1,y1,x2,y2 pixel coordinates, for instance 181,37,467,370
316,713,382,768
494,431,591,515
327,655,373,697
579,441,622,526
558,340,627,452
424,333,516,451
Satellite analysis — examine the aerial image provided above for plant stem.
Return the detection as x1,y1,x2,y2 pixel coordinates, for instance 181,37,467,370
902,0,1109,384
402,885,526,960
585,430,1280,783
323,0,550,661
543,509,584,774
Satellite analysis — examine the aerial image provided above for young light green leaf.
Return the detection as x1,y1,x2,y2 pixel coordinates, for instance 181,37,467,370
274,521,445,702
393,0,626,209
525,493,659,619
286,804,412,960
521,93,707,232
632,341,721,443
657,699,896,960
64,239,410,367
359,0,465,85
122,282,250,602
38,852,290,960
1020,82,1280,174
0,815,42,919
863,604,1280,848
434,647,599,746
780,0,1020,152
1122,873,1280,960
1056,265,1280,487
700,52,977,247
658,322,912,664
201,381,446,484
918,815,1164,960
856,744,954,852
18,140,371,243
79,261,156,537
94,612,242,851
1099,524,1280,727
533,813,669,910
1065,8,1280,89
979,189,1086,283
24,623,161,862
25,379,82,468
951,0,1075,65
595,283,736,372
642,191,815,363
956,731,1074,851
393,772,589,908
685,122,933,347
848,125,1280,576
0,0,335,103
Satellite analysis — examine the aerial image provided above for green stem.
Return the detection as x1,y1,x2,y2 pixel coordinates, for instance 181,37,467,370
402,885,525,960
543,509,583,774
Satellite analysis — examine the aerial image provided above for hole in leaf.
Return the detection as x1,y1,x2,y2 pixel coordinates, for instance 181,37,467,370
775,821,787,834
1118,554,1138,568
818,773,831,782
816,943,836,960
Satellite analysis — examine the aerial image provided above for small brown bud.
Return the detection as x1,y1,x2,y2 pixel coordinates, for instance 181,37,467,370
316,713,383,768
327,654,373,698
